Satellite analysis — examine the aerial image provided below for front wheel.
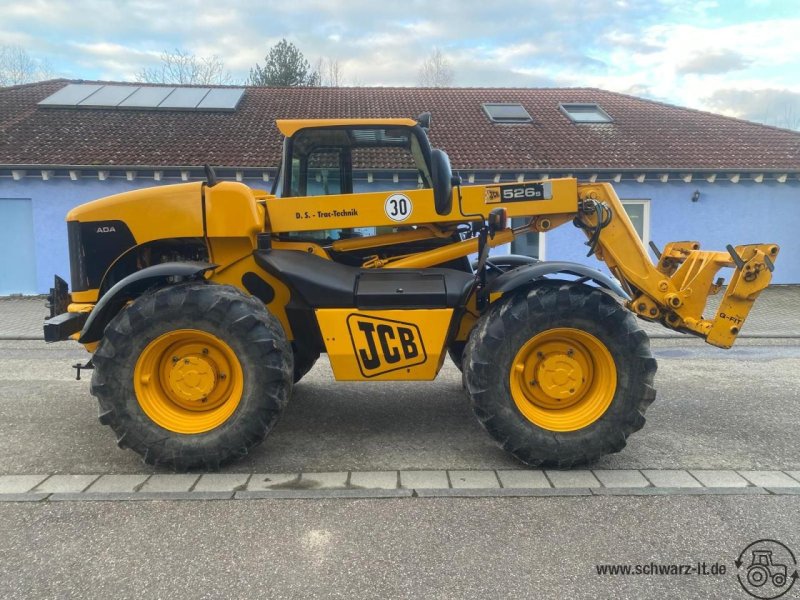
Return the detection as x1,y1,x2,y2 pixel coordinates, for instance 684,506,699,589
91,282,293,471
463,282,657,467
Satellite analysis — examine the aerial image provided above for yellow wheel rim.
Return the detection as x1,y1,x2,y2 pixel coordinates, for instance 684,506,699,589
509,328,616,432
134,329,244,434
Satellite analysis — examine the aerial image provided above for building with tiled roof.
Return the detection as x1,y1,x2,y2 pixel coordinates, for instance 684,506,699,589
1,79,799,292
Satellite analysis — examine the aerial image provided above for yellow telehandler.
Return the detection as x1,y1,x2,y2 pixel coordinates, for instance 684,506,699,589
44,113,778,470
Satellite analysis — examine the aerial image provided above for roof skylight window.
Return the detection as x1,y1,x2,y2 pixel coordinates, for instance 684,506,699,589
559,103,613,123
482,103,533,123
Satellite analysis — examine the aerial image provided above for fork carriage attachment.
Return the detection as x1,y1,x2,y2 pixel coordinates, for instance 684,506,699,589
567,184,779,349
638,241,777,348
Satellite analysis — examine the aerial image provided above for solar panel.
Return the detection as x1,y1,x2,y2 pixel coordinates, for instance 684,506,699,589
158,87,211,109
39,83,245,112
37,84,103,107
119,86,175,108
196,88,245,111
78,85,138,107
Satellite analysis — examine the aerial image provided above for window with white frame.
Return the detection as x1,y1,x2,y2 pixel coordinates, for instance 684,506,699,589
621,199,650,246
510,218,544,259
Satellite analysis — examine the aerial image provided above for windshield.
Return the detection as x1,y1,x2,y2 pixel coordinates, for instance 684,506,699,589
276,125,434,244
280,126,432,198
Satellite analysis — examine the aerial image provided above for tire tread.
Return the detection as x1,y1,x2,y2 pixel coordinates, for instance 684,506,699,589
463,282,657,468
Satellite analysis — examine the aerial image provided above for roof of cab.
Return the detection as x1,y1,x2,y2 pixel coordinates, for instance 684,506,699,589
276,118,418,137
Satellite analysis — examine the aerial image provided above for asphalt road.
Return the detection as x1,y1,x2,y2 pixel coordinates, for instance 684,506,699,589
1,495,797,599
0,339,798,474
1,337,799,598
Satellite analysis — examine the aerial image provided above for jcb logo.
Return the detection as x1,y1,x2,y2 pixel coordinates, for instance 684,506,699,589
347,315,427,377
484,187,501,204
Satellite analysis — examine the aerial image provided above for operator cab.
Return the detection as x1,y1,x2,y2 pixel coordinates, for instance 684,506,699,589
270,114,463,270
273,114,454,213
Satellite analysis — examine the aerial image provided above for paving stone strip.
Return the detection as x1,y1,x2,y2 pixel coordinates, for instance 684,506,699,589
0,470,798,501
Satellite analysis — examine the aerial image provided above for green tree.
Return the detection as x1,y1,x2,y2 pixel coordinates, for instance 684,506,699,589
248,39,319,87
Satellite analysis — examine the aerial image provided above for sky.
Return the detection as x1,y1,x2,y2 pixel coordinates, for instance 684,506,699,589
2,0,799,128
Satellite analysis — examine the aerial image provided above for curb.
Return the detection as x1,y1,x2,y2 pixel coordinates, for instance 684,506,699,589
0,469,798,502
0,487,794,502
49,491,234,502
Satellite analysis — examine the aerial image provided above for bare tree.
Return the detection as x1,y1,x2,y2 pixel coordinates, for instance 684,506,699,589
137,49,234,85
0,45,55,87
417,48,455,87
774,100,800,130
313,57,344,87
325,58,344,87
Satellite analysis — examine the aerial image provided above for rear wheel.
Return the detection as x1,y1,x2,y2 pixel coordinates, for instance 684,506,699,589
747,566,768,588
463,281,656,467
91,282,293,470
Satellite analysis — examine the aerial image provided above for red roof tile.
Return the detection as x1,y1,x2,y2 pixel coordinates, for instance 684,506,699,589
1,79,799,171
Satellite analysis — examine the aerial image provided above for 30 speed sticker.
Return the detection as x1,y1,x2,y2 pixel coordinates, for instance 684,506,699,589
385,193,412,221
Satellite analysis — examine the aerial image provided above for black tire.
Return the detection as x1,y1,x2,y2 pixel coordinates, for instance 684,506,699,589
91,282,293,471
747,566,768,588
463,281,657,467
292,345,319,383
447,341,466,371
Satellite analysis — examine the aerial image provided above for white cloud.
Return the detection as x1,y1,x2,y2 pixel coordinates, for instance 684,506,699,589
0,0,797,126
705,88,800,128
552,17,800,114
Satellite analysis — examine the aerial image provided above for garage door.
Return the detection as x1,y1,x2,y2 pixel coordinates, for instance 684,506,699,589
0,198,37,295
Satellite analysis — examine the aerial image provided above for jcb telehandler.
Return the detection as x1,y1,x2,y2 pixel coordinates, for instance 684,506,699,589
44,114,779,470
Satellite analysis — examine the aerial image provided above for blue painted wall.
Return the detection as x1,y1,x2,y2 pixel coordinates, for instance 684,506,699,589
0,174,797,295
545,180,799,285
0,198,37,294
0,178,181,294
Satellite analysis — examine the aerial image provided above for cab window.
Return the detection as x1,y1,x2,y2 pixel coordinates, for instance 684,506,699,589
280,126,432,243
307,149,343,195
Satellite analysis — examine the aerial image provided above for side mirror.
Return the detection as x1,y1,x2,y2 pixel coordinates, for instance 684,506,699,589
416,112,432,130
430,149,453,216
204,165,219,188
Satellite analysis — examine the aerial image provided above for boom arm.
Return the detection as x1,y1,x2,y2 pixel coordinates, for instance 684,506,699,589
263,173,777,349
569,183,778,348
